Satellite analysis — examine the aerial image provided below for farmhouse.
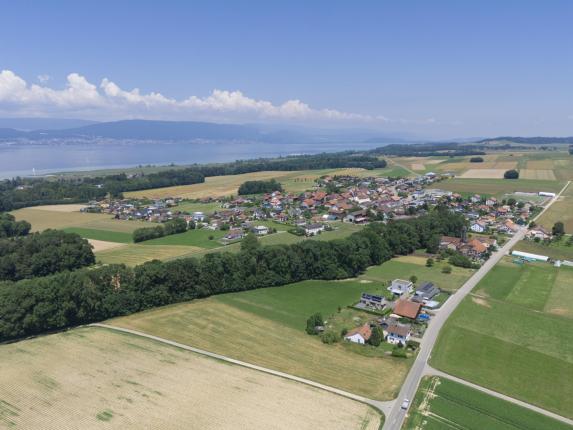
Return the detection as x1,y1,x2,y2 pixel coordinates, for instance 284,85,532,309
344,324,372,344
440,236,462,251
388,279,414,296
385,324,411,345
393,299,422,320
527,226,552,241
359,292,387,310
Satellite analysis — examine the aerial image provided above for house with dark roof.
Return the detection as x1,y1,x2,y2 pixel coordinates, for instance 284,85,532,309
385,324,411,345
414,282,440,301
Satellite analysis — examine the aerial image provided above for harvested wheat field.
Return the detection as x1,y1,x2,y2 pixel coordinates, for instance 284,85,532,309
459,169,507,179
0,327,381,430
88,239,127,252
519,169,556,180
27,204,88,212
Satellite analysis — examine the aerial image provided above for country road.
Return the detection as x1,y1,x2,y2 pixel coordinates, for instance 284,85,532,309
383,180,571,430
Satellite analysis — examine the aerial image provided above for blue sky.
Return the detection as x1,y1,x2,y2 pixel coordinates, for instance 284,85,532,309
0,0,572,138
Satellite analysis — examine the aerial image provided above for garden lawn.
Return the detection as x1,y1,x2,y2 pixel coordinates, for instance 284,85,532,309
63,227,133,243
432,259,573,419
360,255,475,292
403,376,572,430
109,278,412,401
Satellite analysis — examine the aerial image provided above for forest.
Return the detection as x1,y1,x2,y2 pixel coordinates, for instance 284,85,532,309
238,179,283,195
0,207,466,341
0,152,386,211
0,229,95,282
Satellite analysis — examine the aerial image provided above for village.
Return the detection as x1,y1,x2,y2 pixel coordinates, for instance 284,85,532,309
81,171,549,255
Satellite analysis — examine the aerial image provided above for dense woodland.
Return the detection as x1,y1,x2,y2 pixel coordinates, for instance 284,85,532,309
0,229,94,282
238,179,283,195
0,207,466,341
0,153,386,211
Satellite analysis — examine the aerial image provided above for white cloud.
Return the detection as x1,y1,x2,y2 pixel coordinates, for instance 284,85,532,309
0,70,434,126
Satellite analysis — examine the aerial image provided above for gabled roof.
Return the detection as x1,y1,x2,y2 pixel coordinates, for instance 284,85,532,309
345,323,372,341
394,300,422,319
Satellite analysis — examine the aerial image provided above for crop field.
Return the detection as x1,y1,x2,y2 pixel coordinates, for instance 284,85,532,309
96,244,202,266
437,178,564,198
88,239,128,252
11,206,144,233
519,169,556,180
110,277,412,401
0,327,381,430
458,168,507,179
538,182,573,233
360,255,475,292
431,258,573,418
142,228,227,248
403,376,571,430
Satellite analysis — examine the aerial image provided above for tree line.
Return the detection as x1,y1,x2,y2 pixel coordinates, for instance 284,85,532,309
0,207,465,342
133,218,188,242
0,153,387,211
238,179,283,195
0,229,95,282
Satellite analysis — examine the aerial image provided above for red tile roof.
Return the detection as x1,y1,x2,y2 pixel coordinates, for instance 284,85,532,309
394,300,422,319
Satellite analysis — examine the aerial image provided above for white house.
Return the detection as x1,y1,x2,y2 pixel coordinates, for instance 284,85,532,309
344,324,372,345
470,221,487,233
304,223,325,236
252,225,269,236
192,211,206,222
388,279,414,296
385,324,411,345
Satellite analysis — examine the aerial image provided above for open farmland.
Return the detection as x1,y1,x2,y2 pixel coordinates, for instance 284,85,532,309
124,166,409,200
538,182,573,233
437,178,564,198
519,169,556,180
431,258,573,418
63,227,133,243
110,278,412,401
0,327,381,430
403,376,571,430
96,244,202,266
458,168,506,179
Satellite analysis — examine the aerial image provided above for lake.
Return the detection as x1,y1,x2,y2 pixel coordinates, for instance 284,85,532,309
0,140,394,178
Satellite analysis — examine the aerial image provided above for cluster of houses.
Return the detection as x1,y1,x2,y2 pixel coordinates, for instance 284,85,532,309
439,234,497,261
345,279,441,345
81,198,181,222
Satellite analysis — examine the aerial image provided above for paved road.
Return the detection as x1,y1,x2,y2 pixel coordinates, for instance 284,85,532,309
425,366,573,427
91,323,395,416
383,181,571,429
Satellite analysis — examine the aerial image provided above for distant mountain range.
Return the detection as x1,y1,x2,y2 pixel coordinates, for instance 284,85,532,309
0,118,97,131
0,118,413,144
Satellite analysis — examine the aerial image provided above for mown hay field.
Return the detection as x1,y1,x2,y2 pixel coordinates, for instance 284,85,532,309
109,279,412,401
431,258,573,418
403,376,571,430
437,178,564,198
0,327,381,430
458,168,507,179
